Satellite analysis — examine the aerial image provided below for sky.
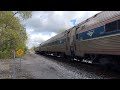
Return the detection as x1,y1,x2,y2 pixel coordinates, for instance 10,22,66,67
21,11,101,49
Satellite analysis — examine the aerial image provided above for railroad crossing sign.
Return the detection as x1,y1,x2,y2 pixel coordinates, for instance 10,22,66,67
16,49,24,56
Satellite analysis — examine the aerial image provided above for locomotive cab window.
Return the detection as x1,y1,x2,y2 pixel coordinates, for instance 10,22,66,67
105,21,117,32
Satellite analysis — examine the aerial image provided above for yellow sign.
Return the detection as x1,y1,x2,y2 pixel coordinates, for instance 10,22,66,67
16,49,24,56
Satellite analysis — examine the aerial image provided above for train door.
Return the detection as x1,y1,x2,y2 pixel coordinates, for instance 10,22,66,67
66,27,77,57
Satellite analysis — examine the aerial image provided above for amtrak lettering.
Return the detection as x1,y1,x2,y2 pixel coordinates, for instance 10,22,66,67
87,30,94,37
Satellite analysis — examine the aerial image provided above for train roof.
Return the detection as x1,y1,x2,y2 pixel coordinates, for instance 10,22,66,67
76,11,120,31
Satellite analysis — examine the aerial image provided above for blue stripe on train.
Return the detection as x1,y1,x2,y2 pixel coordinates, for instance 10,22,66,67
78,26,120,40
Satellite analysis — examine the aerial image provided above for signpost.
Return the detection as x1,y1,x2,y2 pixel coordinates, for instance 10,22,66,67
12,50,16,79
16,49,24,71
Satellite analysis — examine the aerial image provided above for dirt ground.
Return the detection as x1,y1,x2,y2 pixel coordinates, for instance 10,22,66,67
1,52,120,79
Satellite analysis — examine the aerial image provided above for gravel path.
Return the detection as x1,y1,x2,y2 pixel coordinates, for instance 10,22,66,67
0,60,11,79
11,53,120,79
1,52,120,79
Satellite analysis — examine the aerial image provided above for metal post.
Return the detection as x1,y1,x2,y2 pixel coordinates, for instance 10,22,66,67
20,57,21,71
12,50,16,79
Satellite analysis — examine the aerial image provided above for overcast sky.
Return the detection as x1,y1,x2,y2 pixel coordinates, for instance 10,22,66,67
21,11,101,48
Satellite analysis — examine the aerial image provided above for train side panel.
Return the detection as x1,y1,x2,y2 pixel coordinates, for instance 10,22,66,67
75,15,120,57
40,31,67,55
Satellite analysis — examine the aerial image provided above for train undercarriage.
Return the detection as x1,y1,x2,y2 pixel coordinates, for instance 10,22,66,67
37,51,120,70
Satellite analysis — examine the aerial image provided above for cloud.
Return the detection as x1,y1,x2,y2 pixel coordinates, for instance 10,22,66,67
23,11,101,48
26,31,57,48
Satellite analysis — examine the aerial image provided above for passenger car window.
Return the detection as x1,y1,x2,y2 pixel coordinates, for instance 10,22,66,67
105,21,117,32
118,20,120,30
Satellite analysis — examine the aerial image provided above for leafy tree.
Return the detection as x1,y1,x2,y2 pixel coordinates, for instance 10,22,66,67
3,11,32,29
0,11,32,59
18,11,32,20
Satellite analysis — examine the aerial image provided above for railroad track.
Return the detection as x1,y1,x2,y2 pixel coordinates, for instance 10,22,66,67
37,53,120,75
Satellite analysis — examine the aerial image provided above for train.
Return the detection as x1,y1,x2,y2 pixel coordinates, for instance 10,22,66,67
35,11,120,68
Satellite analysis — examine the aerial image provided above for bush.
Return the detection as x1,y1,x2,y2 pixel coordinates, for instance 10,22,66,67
0,50,13,59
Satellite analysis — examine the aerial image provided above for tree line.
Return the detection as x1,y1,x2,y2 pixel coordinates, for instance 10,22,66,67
0,11,32,59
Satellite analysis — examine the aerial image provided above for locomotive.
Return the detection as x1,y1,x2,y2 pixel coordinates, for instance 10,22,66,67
35,11,120,68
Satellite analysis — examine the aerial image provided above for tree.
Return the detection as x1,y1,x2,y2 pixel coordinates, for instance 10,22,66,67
18,11,32,20
4,11,32,29
0,11,32,59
